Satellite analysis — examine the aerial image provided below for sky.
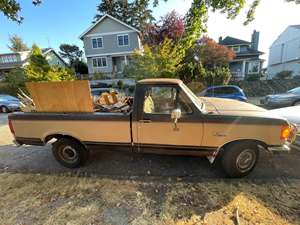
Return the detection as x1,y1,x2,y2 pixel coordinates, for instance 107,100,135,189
1,0,300,67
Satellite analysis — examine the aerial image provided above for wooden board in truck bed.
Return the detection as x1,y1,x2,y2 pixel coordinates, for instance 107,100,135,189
26,80,94,112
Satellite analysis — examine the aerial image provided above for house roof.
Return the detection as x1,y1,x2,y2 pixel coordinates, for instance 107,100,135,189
79,14,140,39
41,48,68,66
219,36,251,46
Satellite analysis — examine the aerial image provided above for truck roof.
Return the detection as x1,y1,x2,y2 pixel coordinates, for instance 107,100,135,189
138,78,183,85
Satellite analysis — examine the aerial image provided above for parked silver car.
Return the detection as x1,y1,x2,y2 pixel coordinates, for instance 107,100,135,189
0,95,20,113
261,87,300,108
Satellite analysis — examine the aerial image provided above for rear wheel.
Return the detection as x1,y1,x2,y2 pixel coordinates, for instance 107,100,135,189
52,138,89,168
0,106,9,113
221,141,259,178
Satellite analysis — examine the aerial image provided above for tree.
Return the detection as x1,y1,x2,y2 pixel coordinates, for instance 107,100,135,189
59,44,88,74
144,11,185,45
124,39,183,80
59,44,83,65
0,0,41,23
7,34,29,52
94,0,154,31
178,37,234,85
193,37,235,69
25,44,75,81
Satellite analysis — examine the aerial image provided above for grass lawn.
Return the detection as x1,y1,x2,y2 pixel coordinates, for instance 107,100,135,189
0,172,299,225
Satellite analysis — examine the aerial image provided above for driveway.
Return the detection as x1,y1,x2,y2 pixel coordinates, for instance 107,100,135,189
0,113,300,179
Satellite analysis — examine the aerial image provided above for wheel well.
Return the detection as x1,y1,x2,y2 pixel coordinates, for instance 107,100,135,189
293,99,300,105
219,139,268,152
44,134,85,148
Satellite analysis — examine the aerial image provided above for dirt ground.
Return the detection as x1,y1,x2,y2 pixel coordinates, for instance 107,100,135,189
0,114,300,225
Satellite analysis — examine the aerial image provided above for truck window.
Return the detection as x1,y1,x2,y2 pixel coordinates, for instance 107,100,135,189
143,86,192,114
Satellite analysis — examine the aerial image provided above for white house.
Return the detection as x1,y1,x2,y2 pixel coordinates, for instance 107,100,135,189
268,25,300,79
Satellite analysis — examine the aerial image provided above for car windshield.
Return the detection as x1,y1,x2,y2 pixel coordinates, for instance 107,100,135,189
180,83,205,111
288,87,300,94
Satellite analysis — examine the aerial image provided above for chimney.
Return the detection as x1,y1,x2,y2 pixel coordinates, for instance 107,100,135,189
219,36,223,43
251,30,260,50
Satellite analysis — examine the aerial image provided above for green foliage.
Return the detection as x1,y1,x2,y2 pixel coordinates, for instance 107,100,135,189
92,72,107,80
59,44,83,65
24,45,75,82
95,0,154,31
202,66,232,86
246,73,260,81
275,70,293,80
117,80,124,89
0,69,26,95
7,34,29,52
0,0,41,23
124,39,182,80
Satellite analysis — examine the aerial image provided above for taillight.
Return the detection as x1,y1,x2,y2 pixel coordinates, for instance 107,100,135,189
8,119,15,136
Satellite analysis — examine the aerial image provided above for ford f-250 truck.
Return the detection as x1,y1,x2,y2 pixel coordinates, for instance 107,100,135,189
8,79,297,178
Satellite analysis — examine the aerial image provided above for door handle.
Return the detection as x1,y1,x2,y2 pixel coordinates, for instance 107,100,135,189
140,119,152,123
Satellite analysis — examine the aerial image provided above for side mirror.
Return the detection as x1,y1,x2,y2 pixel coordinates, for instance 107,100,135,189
171,108,182,121
171,109,181,131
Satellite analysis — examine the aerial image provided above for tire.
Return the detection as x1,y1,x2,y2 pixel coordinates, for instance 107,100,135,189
293,100,300,106
221,141,259,178
0,106,9,113
52,138,89,168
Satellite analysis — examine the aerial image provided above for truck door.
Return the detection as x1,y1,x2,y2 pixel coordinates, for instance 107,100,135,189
134,84,203,150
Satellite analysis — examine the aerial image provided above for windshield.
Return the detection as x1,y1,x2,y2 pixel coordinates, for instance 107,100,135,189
288,87,300,94
180,83,205,111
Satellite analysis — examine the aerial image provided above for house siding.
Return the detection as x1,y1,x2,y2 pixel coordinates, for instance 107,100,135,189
268,26,300,78
83,32,140,56
45,51,66,68
80,16,142,75
87,56,113,74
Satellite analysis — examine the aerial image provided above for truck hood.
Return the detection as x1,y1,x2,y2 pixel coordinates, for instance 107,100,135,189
200,97,283,118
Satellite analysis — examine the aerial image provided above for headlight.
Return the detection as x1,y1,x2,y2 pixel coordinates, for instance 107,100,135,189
281,124,298,142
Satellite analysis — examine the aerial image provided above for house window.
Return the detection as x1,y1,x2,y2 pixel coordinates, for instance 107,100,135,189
117,34,129,46
232,46,240,53
248,61,260,74
92,57,107,68
92,37,103,48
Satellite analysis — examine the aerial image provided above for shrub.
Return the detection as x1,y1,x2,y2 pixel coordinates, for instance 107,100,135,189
275,70,293,79
186,81,205,94
246,74,260,81
3,69,26,95
92,72,106,80
117,80,124,89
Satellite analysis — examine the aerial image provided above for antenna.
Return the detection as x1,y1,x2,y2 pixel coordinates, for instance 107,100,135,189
46,37,51,48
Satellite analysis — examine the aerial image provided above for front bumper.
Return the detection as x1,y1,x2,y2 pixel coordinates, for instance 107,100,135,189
267,144,291,152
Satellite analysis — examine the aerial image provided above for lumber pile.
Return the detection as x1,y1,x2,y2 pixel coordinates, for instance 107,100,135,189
93,90,133,113
20,80,132,113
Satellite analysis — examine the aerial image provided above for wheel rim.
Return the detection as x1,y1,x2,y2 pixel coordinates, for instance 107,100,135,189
59,146,78,163
236,149,256,173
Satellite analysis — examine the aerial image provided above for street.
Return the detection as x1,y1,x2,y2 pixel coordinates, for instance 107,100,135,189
1,113,300,179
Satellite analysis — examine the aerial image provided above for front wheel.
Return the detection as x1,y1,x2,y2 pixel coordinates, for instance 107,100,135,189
52,138,89,168
221,141,259,178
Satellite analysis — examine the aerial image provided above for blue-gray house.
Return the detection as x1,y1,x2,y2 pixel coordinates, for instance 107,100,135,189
79,14,143,77
219,30,264,80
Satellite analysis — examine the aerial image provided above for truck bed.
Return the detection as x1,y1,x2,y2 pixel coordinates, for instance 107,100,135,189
9,112,132,146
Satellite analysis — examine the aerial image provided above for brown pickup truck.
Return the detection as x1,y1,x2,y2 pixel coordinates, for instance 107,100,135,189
8,79,297,178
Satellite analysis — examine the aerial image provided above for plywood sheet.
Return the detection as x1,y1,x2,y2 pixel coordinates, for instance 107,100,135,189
26,80,94,112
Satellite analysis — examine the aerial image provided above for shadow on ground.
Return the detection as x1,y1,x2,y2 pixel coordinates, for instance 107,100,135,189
1,143,300,180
